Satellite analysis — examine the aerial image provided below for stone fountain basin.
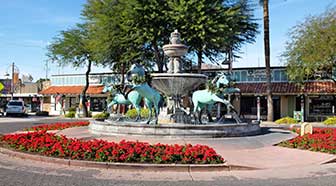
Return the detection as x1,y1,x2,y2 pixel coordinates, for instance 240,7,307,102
151,73,207,96
162,44,188,57
89,120,261,138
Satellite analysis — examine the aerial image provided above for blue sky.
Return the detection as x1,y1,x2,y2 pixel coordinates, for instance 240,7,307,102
0,0,335,80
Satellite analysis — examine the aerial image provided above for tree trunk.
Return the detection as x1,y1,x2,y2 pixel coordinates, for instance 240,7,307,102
153,42,164,72
197,50,203,74
120,63,126,95
263,0,273,121
81,60,92,117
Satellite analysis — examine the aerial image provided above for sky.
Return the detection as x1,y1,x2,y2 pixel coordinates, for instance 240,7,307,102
0,0,335,81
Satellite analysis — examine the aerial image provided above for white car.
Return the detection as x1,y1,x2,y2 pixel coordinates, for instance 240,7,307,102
6,100,26,116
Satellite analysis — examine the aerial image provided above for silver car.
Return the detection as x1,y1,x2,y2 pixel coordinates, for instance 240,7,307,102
6,100,26,116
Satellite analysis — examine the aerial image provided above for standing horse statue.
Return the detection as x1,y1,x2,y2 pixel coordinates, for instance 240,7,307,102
126,64,162,125
102,84,150,121
192,73,240,124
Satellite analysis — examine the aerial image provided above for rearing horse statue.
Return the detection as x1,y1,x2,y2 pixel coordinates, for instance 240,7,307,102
126,64,162,125
192,73,239,124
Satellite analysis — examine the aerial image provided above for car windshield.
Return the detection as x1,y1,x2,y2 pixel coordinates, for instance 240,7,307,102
8,102,23,106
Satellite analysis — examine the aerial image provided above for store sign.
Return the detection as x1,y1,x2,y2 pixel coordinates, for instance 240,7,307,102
319,95,334,100
0,79,11,94
89,75,101,84
247,69,273,79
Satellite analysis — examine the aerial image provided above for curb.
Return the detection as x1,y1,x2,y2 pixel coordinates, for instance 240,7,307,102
0,147,259,172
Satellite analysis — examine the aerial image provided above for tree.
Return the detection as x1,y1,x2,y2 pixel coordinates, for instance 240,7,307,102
283,7,336,83
47,24,94,117
83,0,257,74
83,0,171,75
259,0,273,121
168,0,258,73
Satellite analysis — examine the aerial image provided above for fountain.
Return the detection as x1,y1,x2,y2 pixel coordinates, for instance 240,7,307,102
151,30,207,123
89,30,261,137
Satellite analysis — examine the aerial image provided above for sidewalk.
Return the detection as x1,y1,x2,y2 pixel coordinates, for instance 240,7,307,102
260,121,336,128
58,126,336,170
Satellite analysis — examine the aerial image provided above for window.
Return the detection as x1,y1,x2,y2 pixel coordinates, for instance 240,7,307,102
90,97,107,112
234,71,240,82
273,70,280,81
240,96,267,115
240,71,247,82
309,96,335,115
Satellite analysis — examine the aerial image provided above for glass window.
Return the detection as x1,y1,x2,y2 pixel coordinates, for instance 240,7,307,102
90,97,107,112
234,71,240,82
273,70,280,81
280,71,288,81
309,96,335,115
240,71,247,82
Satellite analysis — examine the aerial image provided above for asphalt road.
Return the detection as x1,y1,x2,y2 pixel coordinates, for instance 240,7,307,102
0,116,336,186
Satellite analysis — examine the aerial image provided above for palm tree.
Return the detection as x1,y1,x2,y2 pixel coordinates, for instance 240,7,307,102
260,0,273,121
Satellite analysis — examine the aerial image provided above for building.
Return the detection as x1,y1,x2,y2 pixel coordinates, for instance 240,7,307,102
202,66,336,122
41,66,336,121
0,78,46,112
39,73,121,115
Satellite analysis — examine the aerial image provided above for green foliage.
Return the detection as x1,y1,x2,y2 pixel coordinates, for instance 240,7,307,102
82,0,258,72
283,7,336,83
93,112,110,119
323,117,336,125
275,117,298,124
68,107,76,112
131,75,147,85
65,111,76,118
167,0,258,66
126,108,151,119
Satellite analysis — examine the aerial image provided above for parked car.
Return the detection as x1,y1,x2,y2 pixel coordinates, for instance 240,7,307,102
6,100,26,116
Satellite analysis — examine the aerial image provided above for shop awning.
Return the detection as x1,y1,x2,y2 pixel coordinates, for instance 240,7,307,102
39,85,105,95
236,81,336,95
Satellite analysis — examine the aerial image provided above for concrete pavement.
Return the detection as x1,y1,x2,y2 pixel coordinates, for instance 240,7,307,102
57,126,336,170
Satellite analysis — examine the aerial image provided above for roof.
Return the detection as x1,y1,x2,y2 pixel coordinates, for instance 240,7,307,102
236,81,336,95
39,85,104,95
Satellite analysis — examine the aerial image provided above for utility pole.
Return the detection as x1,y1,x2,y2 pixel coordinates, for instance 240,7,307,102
11,62,15,100
44,60,50,79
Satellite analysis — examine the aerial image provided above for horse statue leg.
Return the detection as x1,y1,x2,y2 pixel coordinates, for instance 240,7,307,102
128,91,142,122
152,95,161,125
134,105,141,121
206,104,214,122
144,99,152,124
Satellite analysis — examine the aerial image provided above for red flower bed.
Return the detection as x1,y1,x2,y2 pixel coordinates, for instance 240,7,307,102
24,121,90,131
0,131,224,164
278,128,336,154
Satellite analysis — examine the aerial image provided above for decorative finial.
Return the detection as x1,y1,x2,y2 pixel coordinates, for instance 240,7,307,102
170,30,181,44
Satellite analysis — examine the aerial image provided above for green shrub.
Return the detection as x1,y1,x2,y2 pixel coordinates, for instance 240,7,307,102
275,117,298,124
126,108,152,119
65,111,76,118
93,112,110,120
323,117,336,125
68,107,76,112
